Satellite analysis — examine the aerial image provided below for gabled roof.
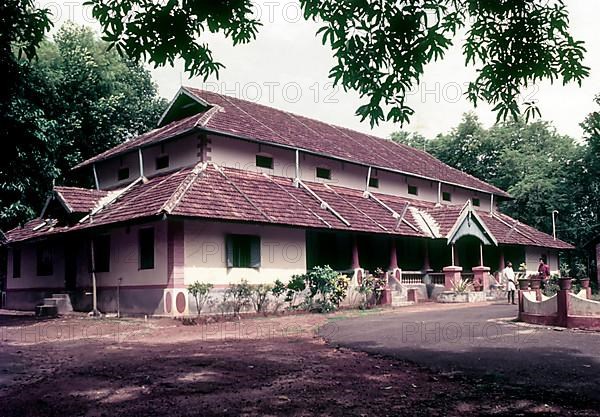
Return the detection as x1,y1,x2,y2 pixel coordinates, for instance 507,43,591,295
3,164,571,250
74,87,510,198
53,186,109,213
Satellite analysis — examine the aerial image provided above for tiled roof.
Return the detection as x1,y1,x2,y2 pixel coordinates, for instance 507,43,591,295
4,164,571,250
54,186,109,213
74,87,509,197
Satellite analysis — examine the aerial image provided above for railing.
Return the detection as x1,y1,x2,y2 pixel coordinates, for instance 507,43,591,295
401,271,424,285
429,273,445,285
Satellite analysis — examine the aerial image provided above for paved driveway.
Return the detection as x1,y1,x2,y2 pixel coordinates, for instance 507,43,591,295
324,303,600,402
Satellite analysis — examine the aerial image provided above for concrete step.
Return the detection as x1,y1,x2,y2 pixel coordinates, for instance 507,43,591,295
43,294,73,314
391,290,407,306
36,305,58,317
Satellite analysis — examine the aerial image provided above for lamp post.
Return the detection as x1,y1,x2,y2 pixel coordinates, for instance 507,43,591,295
552,210,559,240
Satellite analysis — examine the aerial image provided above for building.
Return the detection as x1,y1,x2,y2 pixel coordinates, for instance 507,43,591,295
1,87,573,315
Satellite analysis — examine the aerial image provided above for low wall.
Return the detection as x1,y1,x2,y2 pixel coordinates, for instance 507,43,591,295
569,293,600,317
522,292,557,316
519,287,600,330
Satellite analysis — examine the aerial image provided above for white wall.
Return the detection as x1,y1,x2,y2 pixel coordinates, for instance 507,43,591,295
208,133,494,209
6,244,65,290
525,247,559,275
93,220,169,287
184,220,306,286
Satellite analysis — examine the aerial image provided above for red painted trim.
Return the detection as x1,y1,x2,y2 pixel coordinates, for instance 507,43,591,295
520,313,558,326
567,316,600,330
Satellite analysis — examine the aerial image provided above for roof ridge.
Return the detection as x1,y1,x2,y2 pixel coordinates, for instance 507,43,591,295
161,162,208,214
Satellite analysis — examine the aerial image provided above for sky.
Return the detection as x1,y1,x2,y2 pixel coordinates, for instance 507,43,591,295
38,0,600,141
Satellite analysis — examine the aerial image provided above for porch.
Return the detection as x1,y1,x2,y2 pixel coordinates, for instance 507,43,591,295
306,230,526,293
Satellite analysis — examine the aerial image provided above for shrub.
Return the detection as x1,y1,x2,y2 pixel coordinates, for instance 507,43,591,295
451,278,472,294
304,265,350,313
226,279,253,316
358,269,387,309
542,274,560,297
250,283,273,314
271,279,287,313
188,281,214,315
285,273,306,308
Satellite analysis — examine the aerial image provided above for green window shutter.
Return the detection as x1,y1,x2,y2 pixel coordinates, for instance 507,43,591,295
250,236,261,268
225,235,234,268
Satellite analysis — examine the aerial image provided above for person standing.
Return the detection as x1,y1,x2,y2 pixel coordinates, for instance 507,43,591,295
538,257,550,287
502,261,517,305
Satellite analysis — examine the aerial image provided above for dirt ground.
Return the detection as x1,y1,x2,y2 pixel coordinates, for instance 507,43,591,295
0,306,598,417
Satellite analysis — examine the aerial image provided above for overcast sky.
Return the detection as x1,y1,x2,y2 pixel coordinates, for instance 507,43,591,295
40,0,599,140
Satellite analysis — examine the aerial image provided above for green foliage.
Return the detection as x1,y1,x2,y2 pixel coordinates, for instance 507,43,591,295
451,278,473,294
0,23,167,230
303,266,349,313
83,0,586,126
225,279,253,316
249,283,274,314
284,273,307,306
542,274,561,297
187,281,213,315
358,268,387,309
85,0,260,80
399,113,589,252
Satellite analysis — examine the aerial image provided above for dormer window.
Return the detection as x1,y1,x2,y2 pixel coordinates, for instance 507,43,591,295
368,177,379,188
442,191,451,202
156,155,169,170
408,185,418,196
255,154,273,169
316,167,331,180
117,167,130,181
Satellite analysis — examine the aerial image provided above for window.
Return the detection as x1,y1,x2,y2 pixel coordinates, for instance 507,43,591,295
226,235,260,268
472,198,481,207
442,192,452,202
155,155,169,170
36,245,53,276
408,185,418,196
139,228,155,270
117,167,130,181
368,177,379,188
316,167,331,180
12,248,21,278
255,154,273,169
93,235,111,272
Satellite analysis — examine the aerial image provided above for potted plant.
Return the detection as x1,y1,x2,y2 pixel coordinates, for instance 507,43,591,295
517,277,530,290
558,277,573,290
558,261,573,291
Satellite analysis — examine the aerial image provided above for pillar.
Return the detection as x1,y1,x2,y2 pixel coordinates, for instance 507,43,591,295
557,289,569,328
472,266,490,293
498,248,505,272
422,240,431,271
389,239,398,271
350,235,364,286
596,243,600,288
351,235,360,270
443,265,463,290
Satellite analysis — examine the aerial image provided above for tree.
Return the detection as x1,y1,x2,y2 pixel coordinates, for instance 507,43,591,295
395,115,587,246
390,131,428,151
0,1,54,228
33,24,168,184
0,23,167,230
85,0,588,126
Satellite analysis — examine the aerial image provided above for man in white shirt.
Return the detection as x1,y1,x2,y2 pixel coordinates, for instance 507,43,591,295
502,261,517,305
